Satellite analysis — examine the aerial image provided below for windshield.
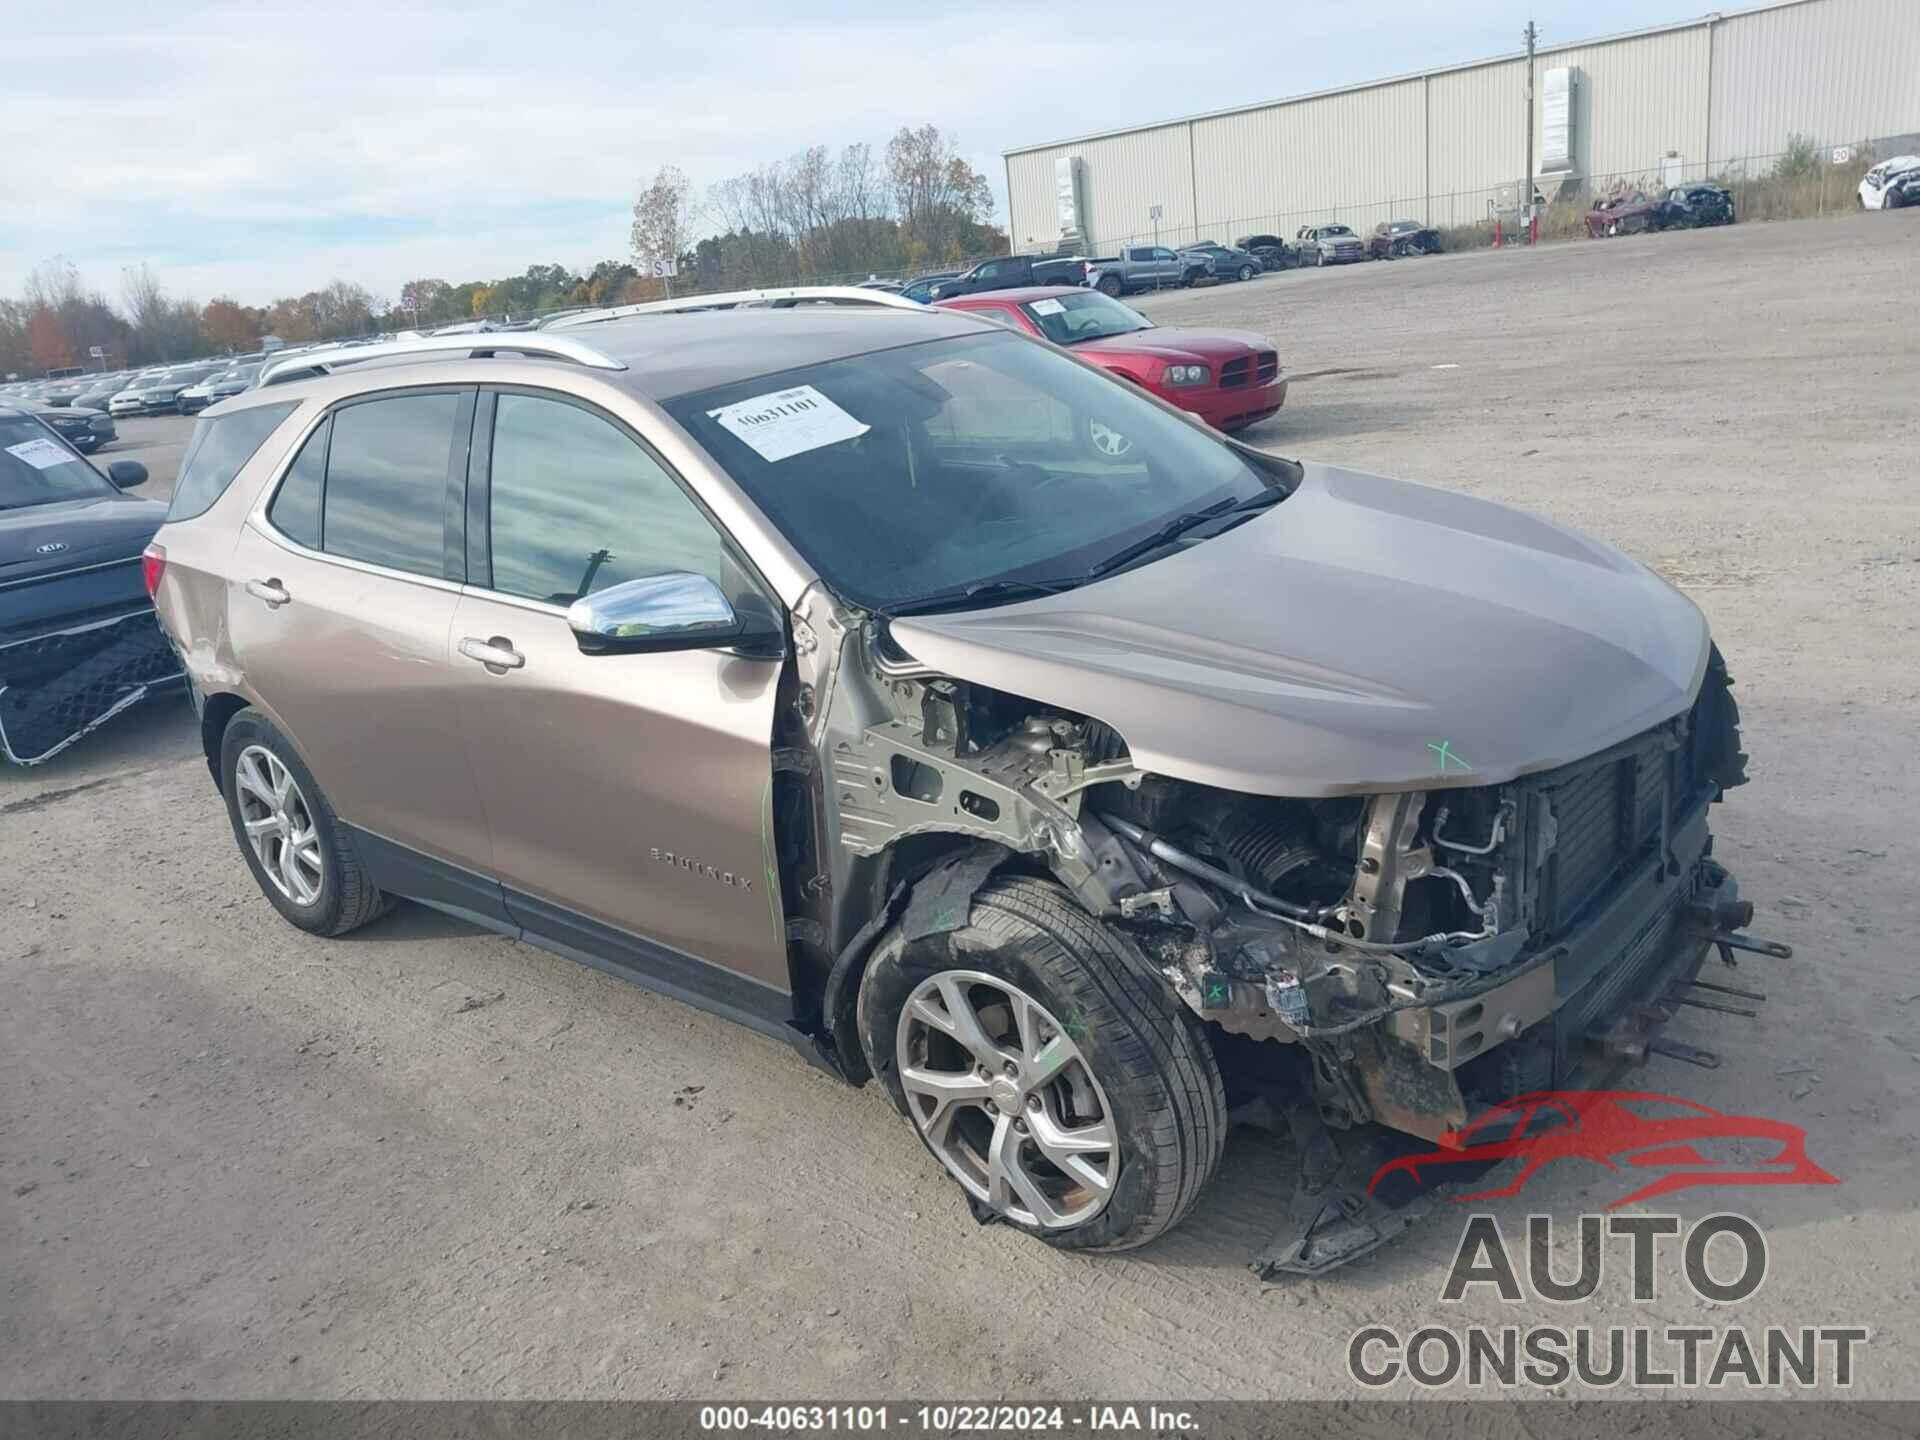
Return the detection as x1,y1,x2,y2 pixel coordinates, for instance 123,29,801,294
1019,291,1152,346
663,331,1285,612
1321,225,1353,237
0,417,111,509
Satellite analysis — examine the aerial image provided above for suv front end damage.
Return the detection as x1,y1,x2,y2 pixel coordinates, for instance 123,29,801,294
791,588,1784,1273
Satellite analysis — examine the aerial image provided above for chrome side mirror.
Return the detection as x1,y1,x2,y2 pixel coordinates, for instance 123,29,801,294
566,572,783,658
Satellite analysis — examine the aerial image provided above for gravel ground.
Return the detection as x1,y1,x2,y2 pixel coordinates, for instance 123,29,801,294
3,212,1918,1402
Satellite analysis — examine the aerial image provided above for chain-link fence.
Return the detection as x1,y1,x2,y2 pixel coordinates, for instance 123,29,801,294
1053,139,1901,260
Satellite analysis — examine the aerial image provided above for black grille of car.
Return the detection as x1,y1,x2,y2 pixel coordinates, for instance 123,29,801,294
1255,351,1278,383
1221,355,1253,389
1515,669,1728,940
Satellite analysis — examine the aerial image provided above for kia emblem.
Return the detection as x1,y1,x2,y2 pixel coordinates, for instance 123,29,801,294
35,541,69,555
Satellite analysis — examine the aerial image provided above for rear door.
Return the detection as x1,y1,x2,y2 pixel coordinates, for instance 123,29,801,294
447,387,792,1020
232,386,504,902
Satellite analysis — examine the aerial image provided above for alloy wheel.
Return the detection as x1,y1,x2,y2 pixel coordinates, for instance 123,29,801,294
235,744,324,906
895,970,1119,1230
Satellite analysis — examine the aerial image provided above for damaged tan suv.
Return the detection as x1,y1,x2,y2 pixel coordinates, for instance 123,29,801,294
149,293,1781,1271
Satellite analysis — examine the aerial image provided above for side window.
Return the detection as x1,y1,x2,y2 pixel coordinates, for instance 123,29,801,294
1126,248,1150,262
486,393,724,605
267,415,328,550
974,307,1029,332
321,392,461,577
1153,247,1176,261
975,260,1003,280
166,402,298,521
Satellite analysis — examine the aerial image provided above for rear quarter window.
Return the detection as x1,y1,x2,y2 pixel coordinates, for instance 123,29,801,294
167,402,299,521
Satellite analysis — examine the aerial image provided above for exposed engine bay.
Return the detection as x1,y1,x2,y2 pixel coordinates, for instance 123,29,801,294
785,583,1759,1166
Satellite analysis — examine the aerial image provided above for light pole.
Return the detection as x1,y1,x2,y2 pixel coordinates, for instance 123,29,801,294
1523,20,1539,229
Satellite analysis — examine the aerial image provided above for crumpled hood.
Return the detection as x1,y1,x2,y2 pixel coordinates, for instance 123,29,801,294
891,463,1709,797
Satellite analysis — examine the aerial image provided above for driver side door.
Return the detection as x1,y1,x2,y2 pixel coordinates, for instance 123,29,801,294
447,386,792,1023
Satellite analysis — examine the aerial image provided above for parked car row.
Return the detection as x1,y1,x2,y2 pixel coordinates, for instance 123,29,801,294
1585,182,1737,237
0,352,274,435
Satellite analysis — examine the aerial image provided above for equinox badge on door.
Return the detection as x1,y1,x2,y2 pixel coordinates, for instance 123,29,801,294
651,847,754,891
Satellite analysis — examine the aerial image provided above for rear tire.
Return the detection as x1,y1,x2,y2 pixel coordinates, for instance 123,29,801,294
1236,264,1254,282
220,708,393,937
858,876,1226,1252
1097,274,1123,297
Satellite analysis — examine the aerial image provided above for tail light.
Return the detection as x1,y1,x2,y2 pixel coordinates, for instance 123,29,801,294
142,542,167,597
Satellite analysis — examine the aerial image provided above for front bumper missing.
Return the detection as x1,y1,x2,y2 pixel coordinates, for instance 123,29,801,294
1252,854,1790,1279
0,610,183,766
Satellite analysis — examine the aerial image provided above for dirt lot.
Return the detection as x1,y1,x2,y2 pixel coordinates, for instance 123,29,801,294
4,213,1918,1402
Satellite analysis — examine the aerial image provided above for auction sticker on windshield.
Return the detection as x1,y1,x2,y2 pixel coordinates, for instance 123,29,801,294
6,438,74,471
1029,298,1066,315
708,384,868,463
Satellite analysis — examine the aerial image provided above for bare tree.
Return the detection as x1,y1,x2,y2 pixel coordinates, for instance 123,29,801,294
631,165,698,279
886,125,995,265
120,262,168,335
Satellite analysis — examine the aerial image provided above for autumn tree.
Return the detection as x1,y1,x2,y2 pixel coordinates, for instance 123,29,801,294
631,165,697,281
0,299,30,378
886,124,996,266
397,278,456,327
28,306,75,371
202,297,262,352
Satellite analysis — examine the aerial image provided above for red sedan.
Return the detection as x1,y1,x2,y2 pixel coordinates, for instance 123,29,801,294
936,286,1286,433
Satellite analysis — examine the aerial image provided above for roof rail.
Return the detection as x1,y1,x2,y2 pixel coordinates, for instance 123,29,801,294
256,333,626,388
540,285,923,329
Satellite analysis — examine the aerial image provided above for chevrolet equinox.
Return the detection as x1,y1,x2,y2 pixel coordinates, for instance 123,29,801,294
148,298,1774,1265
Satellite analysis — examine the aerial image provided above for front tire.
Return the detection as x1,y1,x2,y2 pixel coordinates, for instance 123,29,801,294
221,708,392,936
858,877,1226,1252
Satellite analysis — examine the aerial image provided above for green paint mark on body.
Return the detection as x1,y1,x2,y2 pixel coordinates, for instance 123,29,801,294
1428,740,1472,774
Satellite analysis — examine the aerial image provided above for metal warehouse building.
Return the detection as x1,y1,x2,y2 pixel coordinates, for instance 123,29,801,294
1004,0,1920,255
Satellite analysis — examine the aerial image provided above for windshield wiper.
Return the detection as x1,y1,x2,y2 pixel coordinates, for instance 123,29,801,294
1081,486,1286,581
881,575,1081,618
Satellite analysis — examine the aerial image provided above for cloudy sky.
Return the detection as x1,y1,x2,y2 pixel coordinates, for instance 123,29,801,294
5,1,1698,307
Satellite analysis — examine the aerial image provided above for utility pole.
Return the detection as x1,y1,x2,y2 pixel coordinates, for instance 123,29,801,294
1523,20,1538,205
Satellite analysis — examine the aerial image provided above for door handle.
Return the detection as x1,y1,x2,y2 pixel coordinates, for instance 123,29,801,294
459,635,525,672
244,578,290,608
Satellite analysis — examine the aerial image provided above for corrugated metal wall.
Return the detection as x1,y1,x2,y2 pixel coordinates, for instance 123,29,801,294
1004,0,1919,254
1188,78,1427,243
1710,0,1920,162
1007,126,1199,253
1543,24,1711,181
